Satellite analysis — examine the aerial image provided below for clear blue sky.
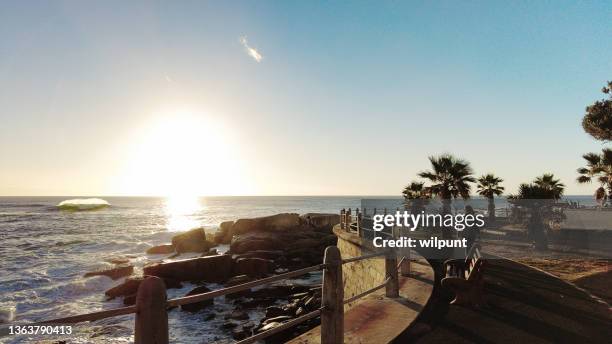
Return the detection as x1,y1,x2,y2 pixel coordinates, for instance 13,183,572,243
0,1,610,196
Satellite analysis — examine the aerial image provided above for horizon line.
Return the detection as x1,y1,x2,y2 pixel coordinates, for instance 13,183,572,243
0,194,596,198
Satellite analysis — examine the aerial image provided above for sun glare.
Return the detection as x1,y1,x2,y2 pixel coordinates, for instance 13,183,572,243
164,194,203,231
117,107,248,197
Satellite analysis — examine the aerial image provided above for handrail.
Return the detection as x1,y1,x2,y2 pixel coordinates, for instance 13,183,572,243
235,308,323,344
3,264,325,329
2,239,413,344
341,251,386,264
343,278,390,305
167,264,325,307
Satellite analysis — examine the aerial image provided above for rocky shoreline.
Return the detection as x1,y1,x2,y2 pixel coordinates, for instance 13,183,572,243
84,212,340,341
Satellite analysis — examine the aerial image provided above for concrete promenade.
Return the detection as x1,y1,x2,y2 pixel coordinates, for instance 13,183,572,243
407,257,611,344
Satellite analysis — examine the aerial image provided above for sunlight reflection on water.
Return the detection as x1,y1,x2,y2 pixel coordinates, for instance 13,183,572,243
164,196,203,232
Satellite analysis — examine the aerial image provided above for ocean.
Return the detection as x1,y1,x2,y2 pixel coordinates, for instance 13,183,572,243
0,195,597,343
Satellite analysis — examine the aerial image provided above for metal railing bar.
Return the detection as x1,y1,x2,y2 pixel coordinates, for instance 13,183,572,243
396,256,406,270
6,265,325,328
167,264,325,307
0,305,138,332
343,277,390,305
341,251,386,264
235,308,322,344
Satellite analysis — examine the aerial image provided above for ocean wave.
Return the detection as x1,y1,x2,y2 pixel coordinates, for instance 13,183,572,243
57,198,110,211
0,305,15,324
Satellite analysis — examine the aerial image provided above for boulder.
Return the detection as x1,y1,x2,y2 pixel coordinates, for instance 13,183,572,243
172,228,216,253
232,213,301,235
233,258,273,277
224,275,252,299
262,316,293,326
266,306,289,318
300,213,340,229
123,294,136,306
229,232,284,254
213,221,235,244
105,277,143,298
258,322,283,333
232,327,249,340
143,255,233,283
181,286,213,312
146,244,176,255
84,265,133,280
234,250,284,260
105,276,182,299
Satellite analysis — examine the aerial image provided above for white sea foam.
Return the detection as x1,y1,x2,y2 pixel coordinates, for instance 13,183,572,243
57,198,110,210
0,305,15,323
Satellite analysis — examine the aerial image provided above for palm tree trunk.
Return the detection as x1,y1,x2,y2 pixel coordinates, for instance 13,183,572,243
529,208,548,250
441,197,453,239
488,196,496,224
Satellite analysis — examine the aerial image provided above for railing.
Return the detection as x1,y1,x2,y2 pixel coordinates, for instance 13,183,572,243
0,244,410,344
340,208,411,276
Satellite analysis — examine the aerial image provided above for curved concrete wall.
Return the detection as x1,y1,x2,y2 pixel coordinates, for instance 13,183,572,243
334,225,386,310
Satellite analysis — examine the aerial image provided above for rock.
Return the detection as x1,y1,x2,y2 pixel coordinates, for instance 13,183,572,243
228,310,249,320
162,277,183,289
232,327,249,340
233,258,273,277
143,255,233,283
200,249,218,257
265,306,288,318
262,316,293,326
238,298,277,309
300,213,340,229
221,322,238,330
181,286,213,312
289,292,309,300
258,322,282,333
104,276,181,299
204,313,216,321
146,244,175,255
171,228,216,253
232,213,301,235
213,221,235,244
84,265,133,280
123,294,136,306
229,232,284,254
105,277,143,298
225,274,251,287
234,250,284,260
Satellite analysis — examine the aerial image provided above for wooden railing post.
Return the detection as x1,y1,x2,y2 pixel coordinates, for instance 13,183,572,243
340,209,346,230
135,277,168,344
321,246,343,344
401,249,411,276
385,249,399,298
357,211,362,237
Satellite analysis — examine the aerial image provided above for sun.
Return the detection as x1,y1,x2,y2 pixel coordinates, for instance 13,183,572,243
117,107,248,197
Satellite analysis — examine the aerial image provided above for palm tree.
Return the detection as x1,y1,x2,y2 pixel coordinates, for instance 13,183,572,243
402,181,430,214
476,174,504,223
577,148,612,205
534,173,565,200
418,154,476,215
508,183,558,250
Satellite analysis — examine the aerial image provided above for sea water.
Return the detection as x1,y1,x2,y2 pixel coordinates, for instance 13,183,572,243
0,195,596,343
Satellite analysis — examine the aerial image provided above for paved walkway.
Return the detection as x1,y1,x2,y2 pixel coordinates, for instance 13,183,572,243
407,257,611,344
289,257,435,344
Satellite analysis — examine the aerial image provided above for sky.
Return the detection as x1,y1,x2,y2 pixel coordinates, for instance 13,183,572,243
0,1,610,196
